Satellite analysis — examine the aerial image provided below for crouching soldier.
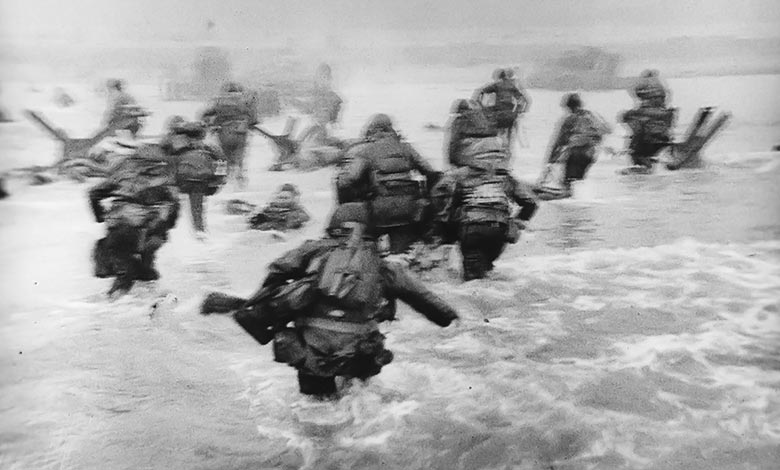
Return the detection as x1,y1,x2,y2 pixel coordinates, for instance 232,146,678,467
249,183,310,231
89,146,179,295
432,137,538,281
201,203,459,398
161,117,227,236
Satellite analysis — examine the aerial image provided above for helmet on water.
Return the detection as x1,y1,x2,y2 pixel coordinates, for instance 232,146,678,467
362,113,394,139
278,183,300,196
326,202,372,236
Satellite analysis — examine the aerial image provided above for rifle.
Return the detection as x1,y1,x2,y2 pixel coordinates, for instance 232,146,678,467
200,284,281,346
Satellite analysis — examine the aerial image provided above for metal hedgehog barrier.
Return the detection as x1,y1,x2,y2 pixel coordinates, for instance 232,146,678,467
6,110,143,184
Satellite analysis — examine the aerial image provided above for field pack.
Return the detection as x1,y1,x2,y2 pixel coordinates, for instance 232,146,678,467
316,223,383,314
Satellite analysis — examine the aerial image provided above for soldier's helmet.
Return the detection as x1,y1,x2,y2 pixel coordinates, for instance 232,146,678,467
221,81,243,93
363,113,394,139
106,78,124,91
563,93,582,110
165,115,186,134
451,99,471,114
327,202,372,235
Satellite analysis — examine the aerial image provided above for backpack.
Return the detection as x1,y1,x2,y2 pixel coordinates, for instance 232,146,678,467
315,223,383,316
459,106,497,137
175,148,222,185
568,110,610,148
640,107,675,142
461,171,511,225
369,141,423,227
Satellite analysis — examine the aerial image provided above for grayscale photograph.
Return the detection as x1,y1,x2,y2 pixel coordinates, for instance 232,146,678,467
0,0,778,468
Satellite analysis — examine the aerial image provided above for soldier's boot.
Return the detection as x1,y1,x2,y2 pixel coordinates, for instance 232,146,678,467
297,371,337,398
108,255,139,296
136,234,165,281
136,251,159,281
188,192,206,232
462,250,487,281
92,238,115,278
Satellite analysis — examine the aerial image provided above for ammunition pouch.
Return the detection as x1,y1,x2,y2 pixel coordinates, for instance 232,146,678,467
267,276,317,316
272,328,307,366
506,220,520,243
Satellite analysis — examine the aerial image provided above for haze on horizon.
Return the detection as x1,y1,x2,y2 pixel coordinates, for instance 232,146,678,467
2,0,779,48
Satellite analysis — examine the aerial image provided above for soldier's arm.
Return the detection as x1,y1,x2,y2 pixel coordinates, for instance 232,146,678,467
335,150,368,192
508,176,539,221
381,262,459,327
547,115,575,163
445,117,464,165
404,143,438,182
262,240,331,287
471,82,495,102
199,102,218,125
88,179,118,223
514,85,531,113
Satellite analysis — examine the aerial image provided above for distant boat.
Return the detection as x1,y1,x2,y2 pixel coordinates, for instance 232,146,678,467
526,47,630,91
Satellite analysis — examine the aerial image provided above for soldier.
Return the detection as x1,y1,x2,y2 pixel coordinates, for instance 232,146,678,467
89,146,179,296
633,69,669,109
103,79,146,138
472,68,531,156
248,183,311,231
336,114,442,253
200,82,258,188
160,117,227,236
444,98,498,168
201,202,459,397
543,93,611,195
432,137,538,281
622,70,676,172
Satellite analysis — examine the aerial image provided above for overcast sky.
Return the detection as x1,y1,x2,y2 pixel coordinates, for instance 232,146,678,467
2,0,779,46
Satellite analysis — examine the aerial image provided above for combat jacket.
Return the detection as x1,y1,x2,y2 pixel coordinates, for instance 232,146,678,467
261,237,458,327
434,167,538,228
336,133,439,227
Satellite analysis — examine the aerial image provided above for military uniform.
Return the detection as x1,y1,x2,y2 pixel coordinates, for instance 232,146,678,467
104,90,145,137
160,121,226,233
621,72,676,170
472,71,530,153
89,148,179,294
548,106,611,189
200,86,258,187
336,115,441,254
433,148,537,281
240,203,458,396
445,99,498,168
249,199,310,231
